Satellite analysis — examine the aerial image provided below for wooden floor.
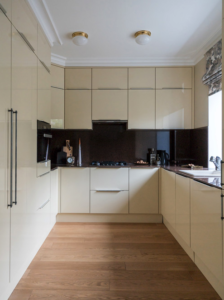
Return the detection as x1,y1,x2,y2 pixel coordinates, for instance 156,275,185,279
9,223,221,300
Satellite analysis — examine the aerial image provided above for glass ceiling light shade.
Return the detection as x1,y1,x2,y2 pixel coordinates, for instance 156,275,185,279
135,30,151,45
72,32,88,46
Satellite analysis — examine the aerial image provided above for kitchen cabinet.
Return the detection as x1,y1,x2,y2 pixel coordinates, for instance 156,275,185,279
160,169,176,229
175,174,191,246
129,168,159,214
156,67,192,89
50,169,59,224
38,89,51,124
91,191,129,214
51,65,64,89
51,87,64,129
65,90,92,129
129,68,155,89
12,0,37,53
128,90,155,129
92,68,127,89
156,89,191,129
0,0,11,20
61,168,90,213
92,90,127,120
91,168,128,191
0,8,11,294
191,180,222,283
65,68,91,90
37,25,51,71
11,23,39,284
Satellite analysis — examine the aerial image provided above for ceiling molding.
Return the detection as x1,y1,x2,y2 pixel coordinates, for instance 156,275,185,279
26,0,62,46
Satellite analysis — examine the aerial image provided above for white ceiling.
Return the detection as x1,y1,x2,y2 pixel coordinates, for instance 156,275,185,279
28,0,222,66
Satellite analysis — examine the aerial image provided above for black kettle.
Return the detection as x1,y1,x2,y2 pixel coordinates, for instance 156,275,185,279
157,150,169,165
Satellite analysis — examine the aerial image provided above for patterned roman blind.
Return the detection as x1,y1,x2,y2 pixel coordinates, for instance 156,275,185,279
202,39,222,95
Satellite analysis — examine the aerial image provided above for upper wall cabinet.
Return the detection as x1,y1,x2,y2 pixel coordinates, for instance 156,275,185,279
0,0,12,20
156,89,191,129
65,68,91,90
129,68,155,89
51,87,64,129
65,90,92,129
38,25,51,71
92,68,127,89
128,90,155,129
156,67,192,89
51,65,64,89
12,0,37,53
92,90,127,120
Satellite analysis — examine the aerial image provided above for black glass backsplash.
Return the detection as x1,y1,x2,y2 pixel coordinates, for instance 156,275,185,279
51,124,208,167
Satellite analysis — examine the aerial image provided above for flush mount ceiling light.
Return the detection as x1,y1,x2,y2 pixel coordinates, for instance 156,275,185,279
72,32,88,46
135,30,151,45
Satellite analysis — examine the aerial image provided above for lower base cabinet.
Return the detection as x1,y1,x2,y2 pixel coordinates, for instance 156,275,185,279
129,168,159,214
191,180,222,283
175,174,191,246
60,168,90,213
91,191,128,214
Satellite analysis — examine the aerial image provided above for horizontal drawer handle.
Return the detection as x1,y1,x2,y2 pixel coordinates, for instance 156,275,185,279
95,190,124,192
130,88,154,90
39,199,50,209
97,88,122,90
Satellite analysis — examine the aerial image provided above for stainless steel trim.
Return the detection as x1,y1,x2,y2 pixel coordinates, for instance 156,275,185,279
98,88,121,90
39,171,50,177
43,133,52,138
130,88,154,90
39,199,50,209
13,111,18,205
40,60,50,73
8,109,13,207
18,31,35,52
95,190,123,192
0,3,7,14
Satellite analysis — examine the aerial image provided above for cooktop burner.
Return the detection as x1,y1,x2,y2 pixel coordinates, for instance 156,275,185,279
91,161,127,166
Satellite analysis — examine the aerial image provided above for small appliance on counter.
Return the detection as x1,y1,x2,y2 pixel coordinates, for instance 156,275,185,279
147,148,156,165
157,150,169,165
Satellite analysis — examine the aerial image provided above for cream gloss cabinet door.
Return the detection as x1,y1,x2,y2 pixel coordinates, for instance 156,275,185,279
12,0,37,53
128,90,155,129
65,68,91,90
92,90,127,120
175,174,190,246
129,168,159,214
37,25,51,71
129,68,155,89
160,169,176,229
51,87,64,129
11,24,39,283
92,68,127,89
156,89,191,129
0,0,11,20
50,169,59,225
156,67,192,89
191,180,222,283
65,90,92,129
61,168,90,213
51,65,64,89
0,9,11,296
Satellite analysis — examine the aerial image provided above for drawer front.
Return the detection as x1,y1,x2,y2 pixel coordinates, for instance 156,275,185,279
37,160,51,177
91,168,128,191
91,191,128,214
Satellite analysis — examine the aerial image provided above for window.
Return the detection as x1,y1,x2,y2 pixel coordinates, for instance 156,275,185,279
208,91,222,168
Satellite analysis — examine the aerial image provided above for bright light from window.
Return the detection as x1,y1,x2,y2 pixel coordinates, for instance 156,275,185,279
208,91,222,168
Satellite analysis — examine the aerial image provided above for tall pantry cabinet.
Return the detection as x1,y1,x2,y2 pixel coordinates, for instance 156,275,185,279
0,2,53,299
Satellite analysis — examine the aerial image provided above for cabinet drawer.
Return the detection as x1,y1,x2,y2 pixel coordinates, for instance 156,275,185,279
156,67,192,89
91,168,128,191
91,191,128,214
92,90,127,120
92,68,127,89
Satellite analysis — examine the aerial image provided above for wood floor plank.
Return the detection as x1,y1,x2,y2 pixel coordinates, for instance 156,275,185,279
10,223,221,300
29,290,221,300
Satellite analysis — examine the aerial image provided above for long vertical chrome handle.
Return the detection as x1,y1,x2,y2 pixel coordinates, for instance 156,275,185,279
13,111,18,205
221,194,224,220
8,109,13,207
221,161,224,188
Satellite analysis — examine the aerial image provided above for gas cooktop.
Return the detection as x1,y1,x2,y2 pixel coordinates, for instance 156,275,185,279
91,161,127,166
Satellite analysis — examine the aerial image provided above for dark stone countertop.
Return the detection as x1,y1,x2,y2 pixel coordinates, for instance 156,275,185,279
51,164,222,190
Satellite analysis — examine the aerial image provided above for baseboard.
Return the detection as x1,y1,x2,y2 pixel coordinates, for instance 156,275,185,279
56,213,163,223
163,217,194,262
195,254,224,300
1,220,56,300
